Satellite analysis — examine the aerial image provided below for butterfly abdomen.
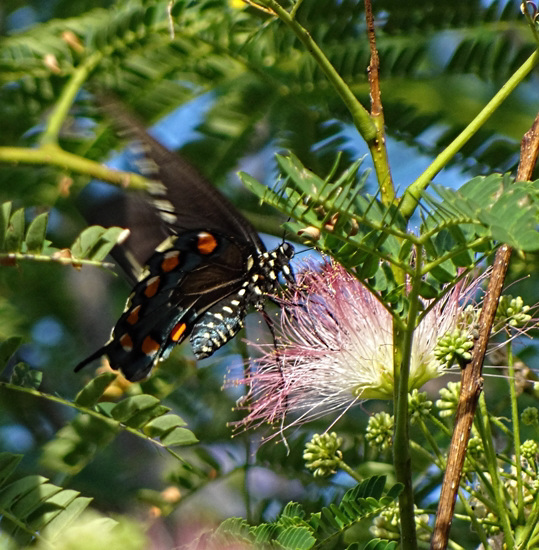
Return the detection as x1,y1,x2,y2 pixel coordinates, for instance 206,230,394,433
190,242,294,359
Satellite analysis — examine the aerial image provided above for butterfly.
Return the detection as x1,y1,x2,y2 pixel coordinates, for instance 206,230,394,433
75,98,294,381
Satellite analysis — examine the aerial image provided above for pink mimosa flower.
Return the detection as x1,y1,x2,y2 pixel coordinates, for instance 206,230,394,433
231,260,483,432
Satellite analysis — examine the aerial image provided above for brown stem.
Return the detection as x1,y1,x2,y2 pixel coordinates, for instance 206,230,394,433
363,0,395,214
430,114,539,549
365,0,381,116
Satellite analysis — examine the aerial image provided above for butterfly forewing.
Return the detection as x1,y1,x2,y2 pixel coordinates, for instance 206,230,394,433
99,94,265,250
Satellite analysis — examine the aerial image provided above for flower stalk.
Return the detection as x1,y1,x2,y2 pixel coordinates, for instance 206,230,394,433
507,342,525,521
475,394,516,549
393,246,423,549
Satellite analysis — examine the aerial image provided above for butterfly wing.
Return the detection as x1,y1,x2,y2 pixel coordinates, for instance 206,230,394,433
81,186,167,284
75,230,252,381
75,97,294,381
97,94,266,253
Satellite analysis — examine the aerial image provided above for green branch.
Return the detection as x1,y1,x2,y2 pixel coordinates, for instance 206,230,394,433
40,51,103,146
0,381,189,464
0,252,115,269
392,244,423,550
260,0,399,201
0,144,149,190
263,0,376,141
401,48,539,219
419,236,491,276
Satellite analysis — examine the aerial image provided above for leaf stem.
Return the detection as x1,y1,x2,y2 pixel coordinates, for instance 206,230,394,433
0,382,192,464
0,144,148,190
261,1,378,140
515,488,539,547
401,48,539,219
507,342,525,521
419,237,491,276
40,51,103,146
417,419,444,466
338,459,363,483
0,251,115,269
456,488,490,549
0,508,54,548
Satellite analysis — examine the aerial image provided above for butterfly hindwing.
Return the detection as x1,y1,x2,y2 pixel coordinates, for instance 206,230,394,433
77,230,245,380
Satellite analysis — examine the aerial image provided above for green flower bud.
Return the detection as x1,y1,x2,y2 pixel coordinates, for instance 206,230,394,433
481,512,501,536
371,503,430,542
366,412,394,451
370,504,400,540
436,381,461,418
521,407,539,426
303,432,343,477
408,390,432,424
496,295,532,328
434,328,474,368
463,436,484,473
521,439,538,462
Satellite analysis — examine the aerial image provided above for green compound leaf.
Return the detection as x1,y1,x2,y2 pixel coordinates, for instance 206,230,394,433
210,476,401,548
0,452,93,547
74,372,118,408
24,211,48,253
423,177,539,252
276,526,316,549
70,226,126,261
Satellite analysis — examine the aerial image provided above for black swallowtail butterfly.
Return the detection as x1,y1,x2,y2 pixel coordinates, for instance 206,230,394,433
75,100,294,381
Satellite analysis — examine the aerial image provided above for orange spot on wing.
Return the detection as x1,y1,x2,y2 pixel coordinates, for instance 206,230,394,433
119,333,133,351
161,251,180,272
197,232,218,255
170,322,187,342
126,305,141,325
142,336,160,356
144,276,160,298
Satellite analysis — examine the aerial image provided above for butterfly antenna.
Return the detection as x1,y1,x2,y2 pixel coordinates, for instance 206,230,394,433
281,217,292,245
294,246,315,256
